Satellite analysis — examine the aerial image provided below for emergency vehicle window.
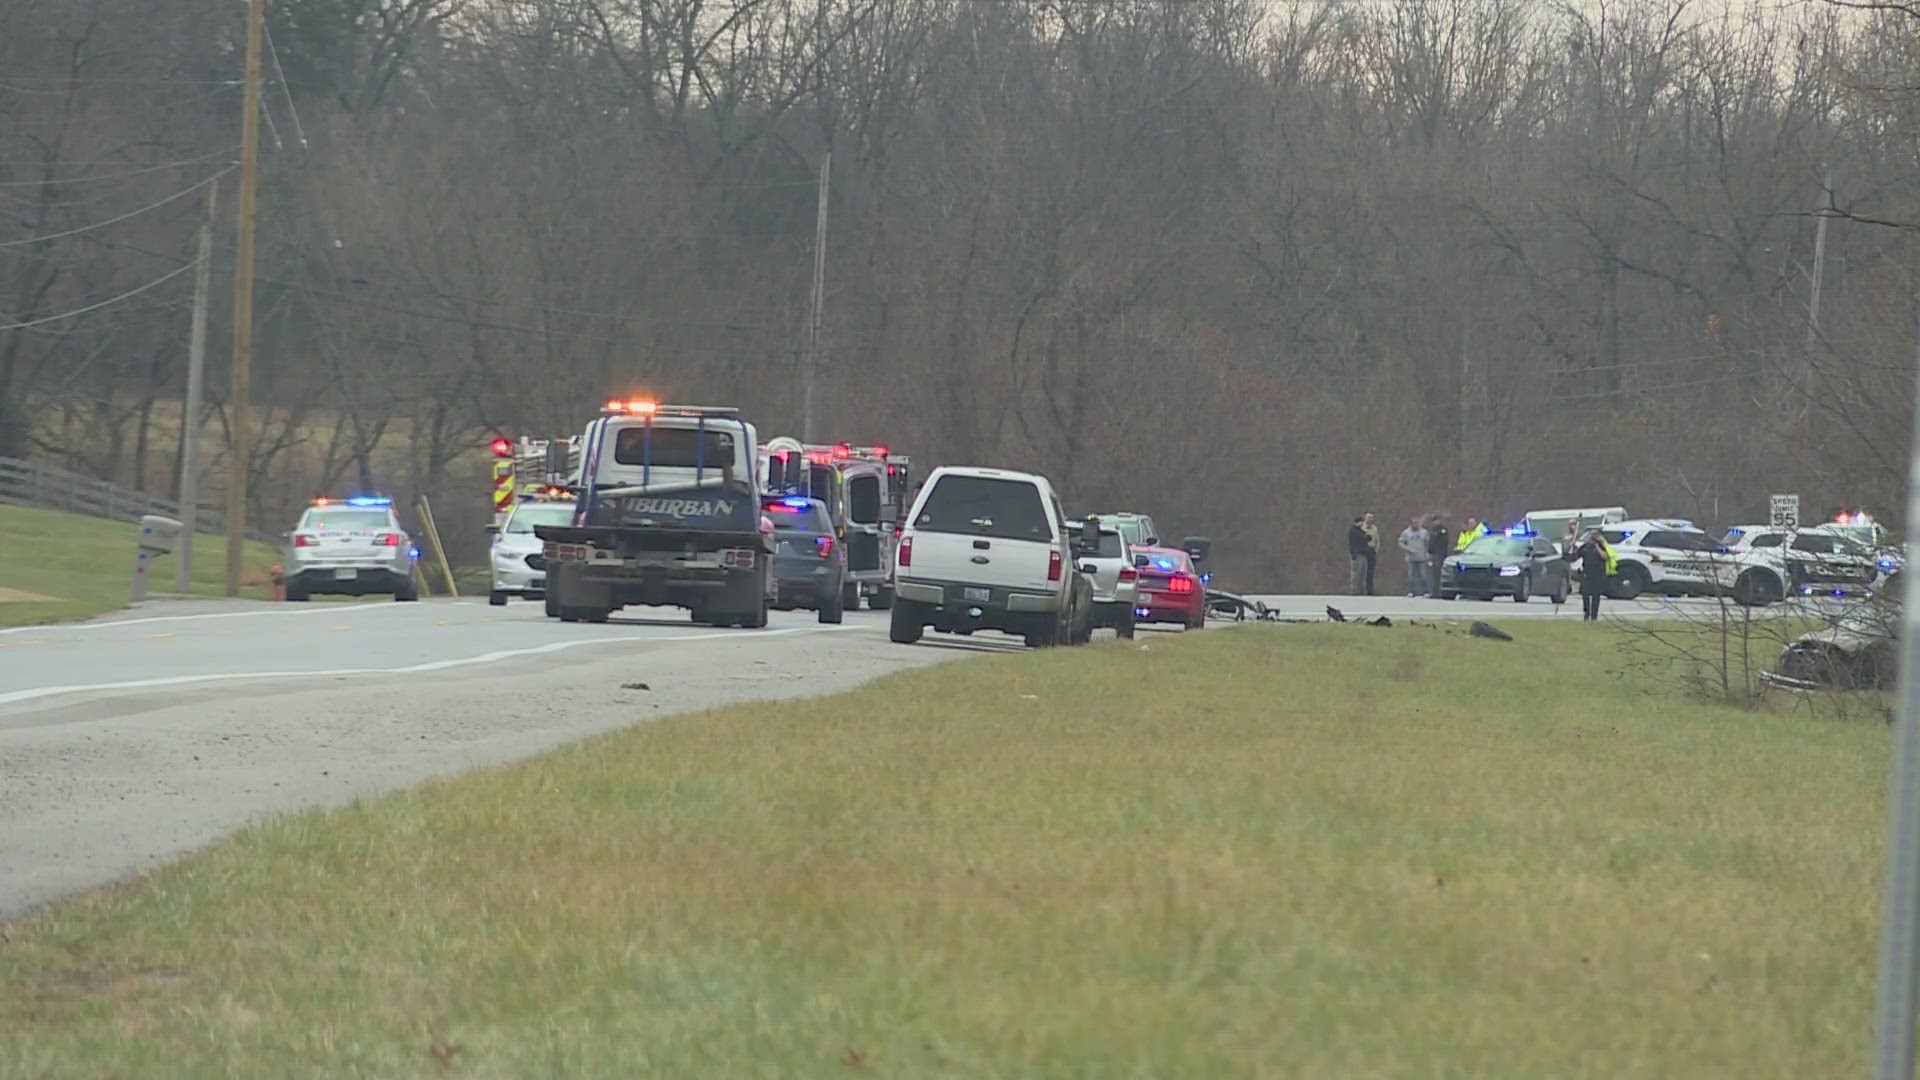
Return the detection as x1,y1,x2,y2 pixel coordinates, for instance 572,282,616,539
915,476,1050,541
506,503,576,532
848,475,881,524
766,503,830,532
809,465,837,506
1644,531,1716,552
1748,534,1785,548
612,426,734,469
1601,530,1630,545
300,509,392,531
1791,534,1838,555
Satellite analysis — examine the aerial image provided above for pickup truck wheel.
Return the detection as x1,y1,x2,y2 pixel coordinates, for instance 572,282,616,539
870,586,894,610
888,600,924,644
488,590,507,607
544,591,559,618
842,581,861,611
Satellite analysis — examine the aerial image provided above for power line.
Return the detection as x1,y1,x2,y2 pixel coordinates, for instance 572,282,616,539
0,147,239,187
0,256,200,332
0,166,233,248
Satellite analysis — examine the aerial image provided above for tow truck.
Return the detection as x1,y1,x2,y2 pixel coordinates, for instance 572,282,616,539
536,399,775,627
760,437,907,611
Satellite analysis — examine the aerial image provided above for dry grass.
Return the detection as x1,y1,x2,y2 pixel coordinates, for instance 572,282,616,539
0,622,1888,1077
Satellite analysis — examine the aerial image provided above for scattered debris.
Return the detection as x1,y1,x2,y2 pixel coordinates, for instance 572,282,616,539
621,682,651,691
1368,615,1391,627
1326,605,1347,623
1469,622,1513,642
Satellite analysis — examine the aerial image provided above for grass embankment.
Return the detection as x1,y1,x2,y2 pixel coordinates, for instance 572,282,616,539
0,623,1889,1077
0,505,279,627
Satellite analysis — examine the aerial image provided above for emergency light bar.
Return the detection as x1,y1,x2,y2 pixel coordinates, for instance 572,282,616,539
599,399,743,419
347,495,392,507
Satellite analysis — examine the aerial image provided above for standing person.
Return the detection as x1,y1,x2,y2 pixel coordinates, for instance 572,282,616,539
1426,517,1451,598
1347,515,1369,596
1455,516,1487,553
1361,512,1380,595
1398,515,1429,597
1574,529,1616,621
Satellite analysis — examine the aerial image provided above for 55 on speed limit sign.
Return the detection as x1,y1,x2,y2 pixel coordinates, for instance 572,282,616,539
1770,493,1800,529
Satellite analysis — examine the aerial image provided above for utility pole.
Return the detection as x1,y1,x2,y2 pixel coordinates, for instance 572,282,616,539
1807,166,1832,350
801,150,830,444
225,0,265,596
1871,304,1920,1080
175,181,217,596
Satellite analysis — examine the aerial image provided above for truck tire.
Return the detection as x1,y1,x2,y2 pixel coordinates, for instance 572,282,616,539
870,586,894,610
739,594,769,629
843,581,861,612
488,590,507,607
888,600,924,644
818,588,844,624
544,590,559,618
395,574,420,602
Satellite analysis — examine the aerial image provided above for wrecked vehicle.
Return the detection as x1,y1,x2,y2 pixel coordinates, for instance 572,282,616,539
1765,595,1902,691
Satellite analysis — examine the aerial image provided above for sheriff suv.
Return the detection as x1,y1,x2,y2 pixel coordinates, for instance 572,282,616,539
890,466,1094,648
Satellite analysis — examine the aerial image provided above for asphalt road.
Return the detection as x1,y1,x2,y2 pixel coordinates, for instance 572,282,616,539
0,589,1715,920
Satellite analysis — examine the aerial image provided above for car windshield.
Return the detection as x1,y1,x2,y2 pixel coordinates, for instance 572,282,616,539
1140,550,1191,575
300,509,392,531
914,475,1051,541
1462,536,1530,560
506,504,576,533
766,502,831,532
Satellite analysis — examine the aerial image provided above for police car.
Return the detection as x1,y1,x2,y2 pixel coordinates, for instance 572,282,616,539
1598,518,1781,604
1439,526,1572,603
487,489,577,605
282,495,421,601
1718,523,1883,602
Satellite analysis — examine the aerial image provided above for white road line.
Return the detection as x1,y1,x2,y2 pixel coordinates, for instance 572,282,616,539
0,600,434,637
0,624,861,708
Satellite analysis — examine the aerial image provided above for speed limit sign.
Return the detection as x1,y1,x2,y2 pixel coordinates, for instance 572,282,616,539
1770,493,1800,529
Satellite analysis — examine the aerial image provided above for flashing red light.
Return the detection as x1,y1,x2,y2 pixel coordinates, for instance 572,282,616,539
898,535,913,568
312,496,331,506
870,445,889,458
489,437,512,457
832,442,851,459
816,535,835,559
374,533,402,547
1166,574,1196,595
293,533,318,548
1047,549,1063,582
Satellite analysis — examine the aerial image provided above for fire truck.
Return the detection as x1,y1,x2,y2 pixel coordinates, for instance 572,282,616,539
488,434,582,527
759,438,911,611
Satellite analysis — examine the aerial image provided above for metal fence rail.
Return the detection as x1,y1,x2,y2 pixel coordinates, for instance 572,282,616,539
0,455,266,540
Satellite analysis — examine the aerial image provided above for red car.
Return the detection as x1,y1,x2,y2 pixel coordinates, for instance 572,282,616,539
1132,546,1206,630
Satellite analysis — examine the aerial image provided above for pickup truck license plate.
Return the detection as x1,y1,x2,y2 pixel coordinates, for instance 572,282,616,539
334,568,358,581
963,586,991,603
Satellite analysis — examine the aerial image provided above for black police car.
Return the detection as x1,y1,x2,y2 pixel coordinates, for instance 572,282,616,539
765,496,848,623
1440,529,1571,604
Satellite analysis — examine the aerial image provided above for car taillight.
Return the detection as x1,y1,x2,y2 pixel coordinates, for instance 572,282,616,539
1167,574,1195,595
374,533,401,547
293,534,318,548
1118,567,1137,582
816,535,834,559
1048,549,1062,582
898,535,912,567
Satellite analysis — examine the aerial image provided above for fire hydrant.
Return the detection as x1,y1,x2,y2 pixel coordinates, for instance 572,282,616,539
269,562,285,602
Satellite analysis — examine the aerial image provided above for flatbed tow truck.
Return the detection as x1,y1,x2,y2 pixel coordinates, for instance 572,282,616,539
537,399,776,627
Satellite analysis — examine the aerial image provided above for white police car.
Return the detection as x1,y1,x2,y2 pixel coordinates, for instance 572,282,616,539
283,495,421,601
1719,523,1883,602
488,491,577,605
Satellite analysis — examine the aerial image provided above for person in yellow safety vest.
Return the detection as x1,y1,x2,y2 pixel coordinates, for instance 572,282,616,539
1454,517,1490,553
1574,528,1617,621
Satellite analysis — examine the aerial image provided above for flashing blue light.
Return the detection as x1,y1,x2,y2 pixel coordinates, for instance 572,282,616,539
781,496,811,508
1881,557,1899,570
1201,572,1213,585
1503,526,1536,538
346,495,391,507
408,546,421,560
1152,557,1178,572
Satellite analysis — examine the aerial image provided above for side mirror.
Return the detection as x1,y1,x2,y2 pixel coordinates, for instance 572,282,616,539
1133,553,1150,569
1079,519,1099,548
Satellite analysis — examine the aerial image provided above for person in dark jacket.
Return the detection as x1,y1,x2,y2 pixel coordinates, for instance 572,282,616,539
1574,529,1613,621
1425,518,1451,599
1347,516,1370,595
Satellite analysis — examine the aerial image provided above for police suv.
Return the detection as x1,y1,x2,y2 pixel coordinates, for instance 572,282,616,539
282,495,421,601
1599,518,1784,605
1719,523,1883,602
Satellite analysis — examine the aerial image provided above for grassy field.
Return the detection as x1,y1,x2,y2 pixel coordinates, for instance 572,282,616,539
0,622,1890,1077
0,505,281,627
